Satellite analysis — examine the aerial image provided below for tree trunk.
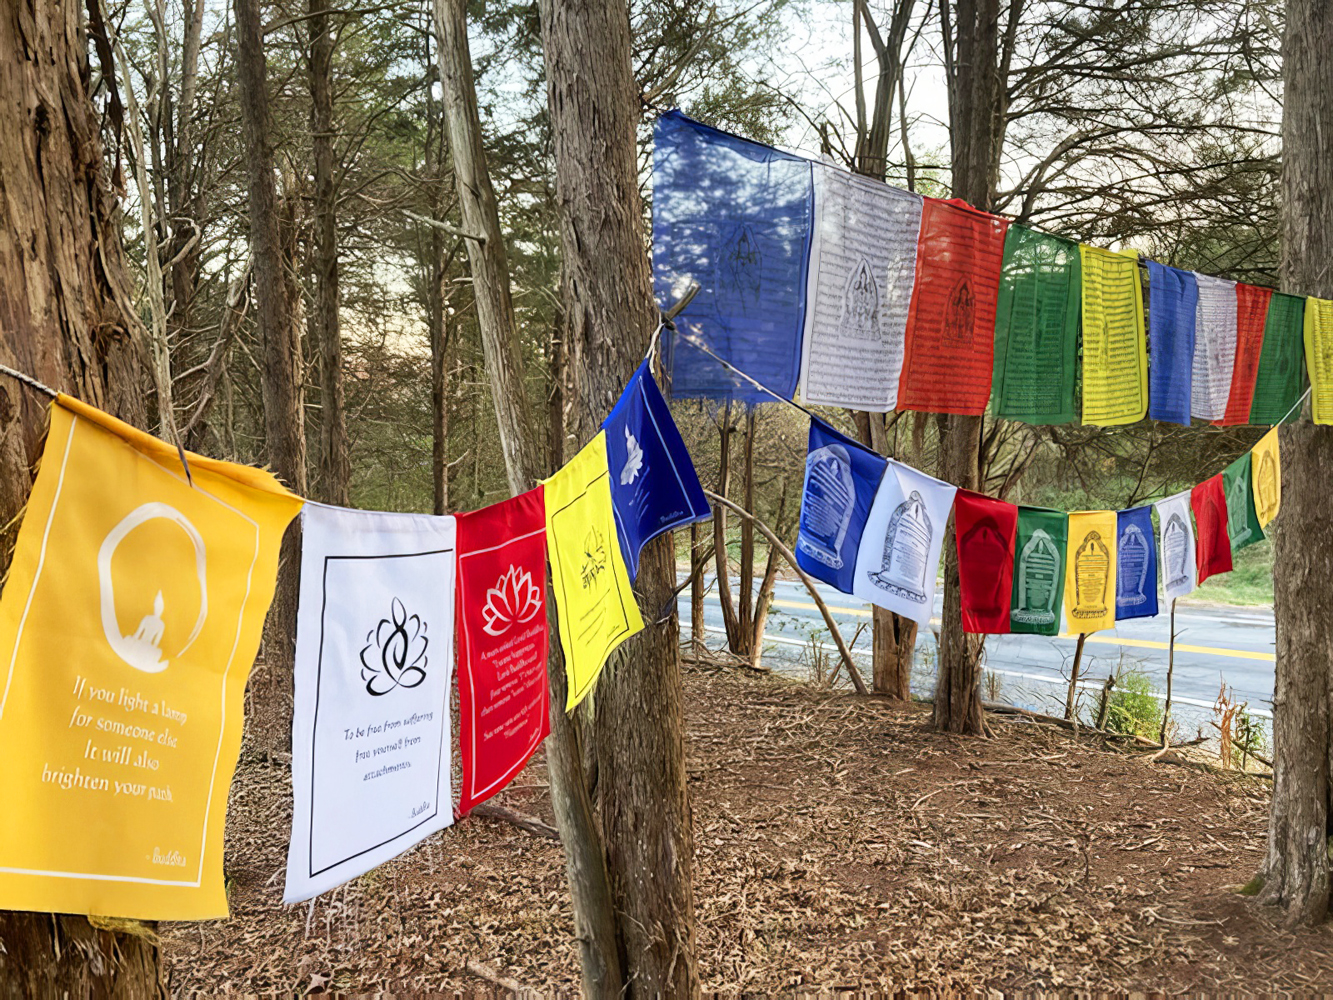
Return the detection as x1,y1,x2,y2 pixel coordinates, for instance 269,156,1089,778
432,0,623,991
0,1,160,992
689,521,706,653
538,0,700,992
234,0,307,749
1259,0,1333,924
872,607,916,700
309,0,350,506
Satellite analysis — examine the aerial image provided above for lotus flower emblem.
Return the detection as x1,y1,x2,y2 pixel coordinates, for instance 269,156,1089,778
481,564,543,636
581,529,607,590
360,597,428,696
620,427,644,485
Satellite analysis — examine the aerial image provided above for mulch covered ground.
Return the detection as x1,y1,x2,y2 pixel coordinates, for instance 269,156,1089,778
163,662,1333,995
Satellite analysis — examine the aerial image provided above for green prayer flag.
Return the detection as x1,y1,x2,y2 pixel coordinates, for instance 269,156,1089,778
1249,292,1306,425
1009,506,1068,635
1222,452,1264,553
992,226,1080,424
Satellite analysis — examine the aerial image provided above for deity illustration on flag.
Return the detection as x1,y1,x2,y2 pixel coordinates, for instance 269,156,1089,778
851,458,957,626
992,227,1080,424
1115,506,1158,621
796,419,886,594
1064,511,1117,633
546,432,644,710
1251,427,1281,527
897,198,1009,414
1250,293,1305,425
0,396,301,920
456,488,550,818
954,491,1018,634
1010,506,1067,636
1079,247,1147,426
1218,284,1273,426
1192,275,1239,421
1222,453,1263,554
1144,262,1198,426
285,505,457,904
799,165,923,410
653,110,813,402
1155,491,1197,601
602,361,710,580
1304,296,1333,425
1191,474,1233,584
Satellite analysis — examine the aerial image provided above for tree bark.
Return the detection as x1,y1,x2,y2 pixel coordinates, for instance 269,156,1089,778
1259,0,1333,924
234,0,307,749
872,607,916,700
538,0,700,992
0,1,160,992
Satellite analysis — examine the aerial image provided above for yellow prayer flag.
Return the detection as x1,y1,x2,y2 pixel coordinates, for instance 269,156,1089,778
1251,427,1281,528
0,397,301,920
1079,247,1147,426
1304,296,1333,424
1064,511,1117,634
545,431,644,711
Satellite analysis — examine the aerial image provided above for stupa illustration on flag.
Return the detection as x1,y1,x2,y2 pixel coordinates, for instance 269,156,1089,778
1014,528,1061,627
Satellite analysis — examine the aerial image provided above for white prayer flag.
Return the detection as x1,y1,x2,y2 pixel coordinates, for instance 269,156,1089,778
1154,491,1197,601
799,164,923,411
1191,274,1238,421
852,458,957,625
285,505,457,904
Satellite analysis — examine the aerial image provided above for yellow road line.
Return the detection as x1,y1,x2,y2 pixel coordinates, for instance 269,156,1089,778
766,598,1275,663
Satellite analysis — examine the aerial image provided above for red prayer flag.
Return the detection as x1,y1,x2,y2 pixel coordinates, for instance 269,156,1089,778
898,198,1009,415
1217,284,1273,426
1191,474,1233,584
456,487,551,817
954,490,1018,633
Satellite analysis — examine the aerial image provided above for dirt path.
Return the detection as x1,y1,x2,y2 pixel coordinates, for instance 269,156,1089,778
163,664,1333,994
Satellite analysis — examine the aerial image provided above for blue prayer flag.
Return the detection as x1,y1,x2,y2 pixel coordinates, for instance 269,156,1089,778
1115,505,1159,620
603,361,712,581
653,111,814,403
795,418,886,593
1145,262,1199,425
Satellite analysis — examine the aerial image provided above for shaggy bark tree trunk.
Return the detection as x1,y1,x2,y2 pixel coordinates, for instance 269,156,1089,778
432,0,624,991
235,0,307,748
538,0,700,992
1259,0,1333,925
0,1,160,993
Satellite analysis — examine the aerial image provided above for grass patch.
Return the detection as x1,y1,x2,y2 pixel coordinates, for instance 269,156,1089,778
1192,537,1273,606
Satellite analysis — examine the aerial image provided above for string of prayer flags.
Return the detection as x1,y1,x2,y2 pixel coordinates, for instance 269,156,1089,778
545,432,644,711
851,458,957,626
455,488,550,818
1064,511,1117,633
991,226,1080,424
1304,296,1333,424
1191,475,1233,584
796,419,886,594
1251,427,1281,526
1155,491,1198,601
653,111,812,403
1009,506,1068,636
285,506,457,904
1115,506,1159,621
1145,262,1198,426
1080,247,1148,426
1222,453,1263,555
1249,293,1305,424
0,396,302,920
602,361,711,581
954,491,1018,634
1192,275,1239,421
1217,284,1273,425
799,165,922,410
897,198,1009,414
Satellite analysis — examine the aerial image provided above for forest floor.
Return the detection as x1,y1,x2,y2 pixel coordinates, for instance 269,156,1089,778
163,661,1333,996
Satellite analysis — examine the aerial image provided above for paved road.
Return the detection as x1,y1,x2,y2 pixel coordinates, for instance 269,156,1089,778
678,577,1275,729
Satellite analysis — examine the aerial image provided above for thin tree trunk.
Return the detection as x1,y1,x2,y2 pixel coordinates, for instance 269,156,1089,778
429,247,450,515
690,521,706,653
1065,632,1087,721
737,407,756,646
872,608,916,700
432,0,622,990
1159,600,1177,745
1260,0,1333,923
714,407,742,652
0,0,160,991
538,0,700,990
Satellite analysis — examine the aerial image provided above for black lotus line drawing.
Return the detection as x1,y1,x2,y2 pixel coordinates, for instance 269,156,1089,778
581,529,607,590
360,597,428,696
